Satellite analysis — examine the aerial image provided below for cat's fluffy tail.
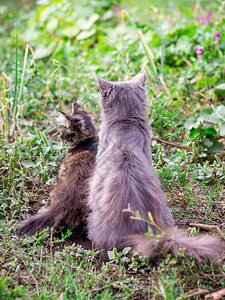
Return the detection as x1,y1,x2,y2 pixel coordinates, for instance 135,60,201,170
129,229,223,261
17,206,61,237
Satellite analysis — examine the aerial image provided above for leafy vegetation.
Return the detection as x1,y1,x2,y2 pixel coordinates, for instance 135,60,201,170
0,0,224,298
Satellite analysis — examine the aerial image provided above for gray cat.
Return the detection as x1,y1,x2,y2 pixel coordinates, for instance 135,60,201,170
87,71,222,261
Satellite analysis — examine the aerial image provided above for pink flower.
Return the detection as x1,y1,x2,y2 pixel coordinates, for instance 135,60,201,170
167,18,172,25
194,45,201,51
194,45,202,58
199,15,204,23
206,11,212,22
223,68,225,73
216,32,221,41
198,11,212,24
184,59,191,65
199,6,204,11
114,7,120,14
105,60,109,66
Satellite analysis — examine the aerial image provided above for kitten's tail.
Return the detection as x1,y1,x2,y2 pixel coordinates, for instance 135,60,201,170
129,229,223,261
17,205,61,238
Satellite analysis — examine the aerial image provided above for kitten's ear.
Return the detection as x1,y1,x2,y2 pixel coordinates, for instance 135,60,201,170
96,76,110,91
131,70,146,87
58,110,75,127
72,102,82,113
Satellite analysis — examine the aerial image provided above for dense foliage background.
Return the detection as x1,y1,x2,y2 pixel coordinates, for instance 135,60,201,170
0,0,224,298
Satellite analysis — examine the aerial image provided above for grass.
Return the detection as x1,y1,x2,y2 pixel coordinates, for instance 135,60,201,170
0,0,225,298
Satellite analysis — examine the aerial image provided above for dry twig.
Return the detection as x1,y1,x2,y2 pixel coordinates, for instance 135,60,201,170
177,289,208,299
152,136,192,151
189,223,224,237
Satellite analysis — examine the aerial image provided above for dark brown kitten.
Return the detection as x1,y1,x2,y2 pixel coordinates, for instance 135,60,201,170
88,71,222,261
18,102,98,237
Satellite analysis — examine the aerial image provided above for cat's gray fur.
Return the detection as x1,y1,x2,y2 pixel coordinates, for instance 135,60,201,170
87,71,222,261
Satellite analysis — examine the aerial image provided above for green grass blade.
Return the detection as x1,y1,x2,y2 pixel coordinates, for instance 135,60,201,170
18,44,29,108
161,37,165,80
13,23,18,113
106,37,134,75
122,10,159,83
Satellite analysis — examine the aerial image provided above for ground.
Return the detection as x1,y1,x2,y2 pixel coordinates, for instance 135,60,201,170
0,0,225,299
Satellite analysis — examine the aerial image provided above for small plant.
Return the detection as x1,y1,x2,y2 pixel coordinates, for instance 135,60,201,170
0,26,36,141
185,104,225,155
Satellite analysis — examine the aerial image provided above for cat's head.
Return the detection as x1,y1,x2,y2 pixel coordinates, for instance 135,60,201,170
58,102,97,145
96,71,147,120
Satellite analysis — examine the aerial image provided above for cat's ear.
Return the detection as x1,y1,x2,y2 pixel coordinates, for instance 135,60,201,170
58,110,75,127
131,70,146,87
72,102,82,113
96,76,111,91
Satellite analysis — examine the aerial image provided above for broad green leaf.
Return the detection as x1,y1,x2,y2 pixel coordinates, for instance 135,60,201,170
166,24,196,39
46,177,57,185
215,105,225,117
203,138,211,148
121,257,130,262
107,250,114,260
189,128,200,138
184,117,196,130
76,29,96,40
43,146,51,155
200,110,220,124
200,109,213,118
22,161,35,168
77,13,99,30
60,25,80,38
48,162,57,167
204,134,214,141
6,149,14,156
220,124,225,136
208,140,224,153
214,83,225,95
176,36,192,53
193,176,204,182
196,75,218,89
35,44,55,59
46,18,58,32
102,10,113,21
122,247,132,255
39,7,53,23
202,128,217,136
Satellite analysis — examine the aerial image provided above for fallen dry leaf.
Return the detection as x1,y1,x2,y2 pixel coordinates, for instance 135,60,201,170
205,288,225,300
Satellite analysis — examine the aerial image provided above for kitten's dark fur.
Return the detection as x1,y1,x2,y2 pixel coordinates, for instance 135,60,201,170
87,71,222,261
18,103,98,237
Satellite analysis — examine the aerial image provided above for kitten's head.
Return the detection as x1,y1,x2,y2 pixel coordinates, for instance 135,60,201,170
96,71,147,121
58,102,97,145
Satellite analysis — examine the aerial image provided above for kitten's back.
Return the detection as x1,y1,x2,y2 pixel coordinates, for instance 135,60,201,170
18,103,98,237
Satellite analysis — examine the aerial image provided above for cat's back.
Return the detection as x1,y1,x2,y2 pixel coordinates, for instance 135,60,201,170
59,150,96,180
